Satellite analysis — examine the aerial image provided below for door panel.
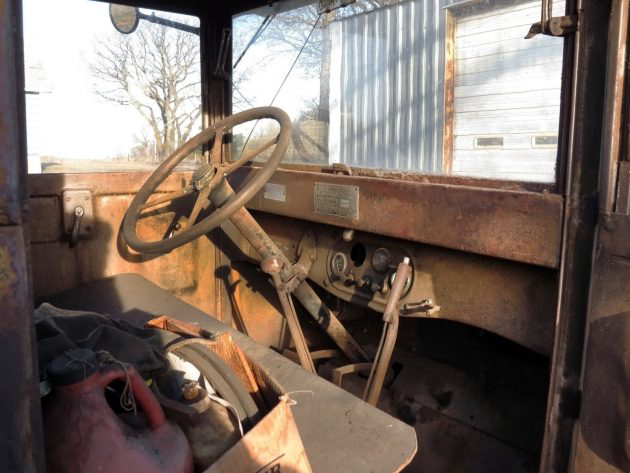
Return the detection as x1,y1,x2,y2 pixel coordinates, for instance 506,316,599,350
28,172,219,316
572,217,630,472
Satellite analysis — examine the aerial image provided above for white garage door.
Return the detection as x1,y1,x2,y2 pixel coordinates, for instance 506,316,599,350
453,0,565,183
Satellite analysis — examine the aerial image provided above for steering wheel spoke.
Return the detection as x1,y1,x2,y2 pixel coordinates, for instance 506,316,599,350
140,186,193,211
185,185,212,230
224,134,279,175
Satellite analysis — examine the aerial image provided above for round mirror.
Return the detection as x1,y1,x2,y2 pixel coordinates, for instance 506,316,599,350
109,4,140,34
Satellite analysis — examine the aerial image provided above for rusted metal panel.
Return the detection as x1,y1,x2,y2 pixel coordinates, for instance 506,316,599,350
0,0,45,470
281,161,558,192
29,197,61,243
572,229,630,472
442,10,455,174
539,0,610,470
0,227,44,473
244,211,557,355
615,160,630,214
28,172,189,197
231,167,563,268
28,173,218,316
599,0,629,217
598,213,630,259
0,0,25,226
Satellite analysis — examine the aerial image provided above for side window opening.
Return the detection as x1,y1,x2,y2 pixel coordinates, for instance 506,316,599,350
23,0,201,174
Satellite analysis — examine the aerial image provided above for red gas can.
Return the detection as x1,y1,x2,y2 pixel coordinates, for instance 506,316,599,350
43,349,193,473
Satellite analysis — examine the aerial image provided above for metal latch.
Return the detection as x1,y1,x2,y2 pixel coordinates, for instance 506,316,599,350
62,190,94,247
525,0,577,38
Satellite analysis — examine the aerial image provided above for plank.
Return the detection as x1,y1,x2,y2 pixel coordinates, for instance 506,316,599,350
456,48,564,75
455,63,563,88
455,88,561,113
456,40,563,62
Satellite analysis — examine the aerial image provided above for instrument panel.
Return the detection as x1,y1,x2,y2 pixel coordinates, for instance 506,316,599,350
326,237,413,306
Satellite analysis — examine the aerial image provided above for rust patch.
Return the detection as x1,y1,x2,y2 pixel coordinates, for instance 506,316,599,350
0,244,16,300
232,167,563,268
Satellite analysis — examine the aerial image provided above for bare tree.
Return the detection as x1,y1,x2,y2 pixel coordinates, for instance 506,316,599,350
90,22,201,162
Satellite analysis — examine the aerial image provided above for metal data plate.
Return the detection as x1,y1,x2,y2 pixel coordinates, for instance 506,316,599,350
263,182,286,202
314,183,359,219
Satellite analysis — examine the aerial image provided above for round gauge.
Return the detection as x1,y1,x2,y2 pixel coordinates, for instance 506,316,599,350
389,270,413,294
371,248,391,273
330,251,348,277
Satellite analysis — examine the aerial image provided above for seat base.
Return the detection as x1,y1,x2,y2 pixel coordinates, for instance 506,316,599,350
47,273,417,473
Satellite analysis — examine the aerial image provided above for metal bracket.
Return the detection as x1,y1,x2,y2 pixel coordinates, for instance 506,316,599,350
62,189,94,246
323,163,352,176
525,0,577,38
293,230,316,283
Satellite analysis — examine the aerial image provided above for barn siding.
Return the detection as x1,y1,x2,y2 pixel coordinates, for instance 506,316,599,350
329,0,565,182
329,0,453,173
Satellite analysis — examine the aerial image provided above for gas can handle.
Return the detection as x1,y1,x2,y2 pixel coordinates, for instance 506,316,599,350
99,364,166,430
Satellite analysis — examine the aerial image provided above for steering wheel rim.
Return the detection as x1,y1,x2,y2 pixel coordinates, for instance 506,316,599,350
122,106,291,254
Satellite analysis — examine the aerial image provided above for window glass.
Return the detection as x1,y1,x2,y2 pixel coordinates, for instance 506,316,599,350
232,0,564,183
23,0,201,173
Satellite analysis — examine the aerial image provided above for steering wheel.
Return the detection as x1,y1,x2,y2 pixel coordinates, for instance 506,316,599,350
122,107,291,254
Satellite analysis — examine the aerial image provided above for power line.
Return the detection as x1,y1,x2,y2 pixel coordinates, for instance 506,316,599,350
236,13,322,159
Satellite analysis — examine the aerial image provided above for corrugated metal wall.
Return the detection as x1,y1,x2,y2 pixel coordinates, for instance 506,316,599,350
329,0,454,172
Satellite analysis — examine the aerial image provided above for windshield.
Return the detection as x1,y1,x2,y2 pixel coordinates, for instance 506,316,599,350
232,0,565,183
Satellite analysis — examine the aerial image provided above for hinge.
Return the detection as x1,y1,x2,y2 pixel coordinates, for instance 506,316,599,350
525,0,578,38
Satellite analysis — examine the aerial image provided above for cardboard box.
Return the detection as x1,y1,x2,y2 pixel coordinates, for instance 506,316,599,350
197,332,313,473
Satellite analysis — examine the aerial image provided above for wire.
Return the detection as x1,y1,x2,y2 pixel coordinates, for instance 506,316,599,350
236,13,322,159
233,15,275,70
233,82,254,108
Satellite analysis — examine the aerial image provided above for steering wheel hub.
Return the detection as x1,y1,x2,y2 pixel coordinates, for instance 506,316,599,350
191,163,216,190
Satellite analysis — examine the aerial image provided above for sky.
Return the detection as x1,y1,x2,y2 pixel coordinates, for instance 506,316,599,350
22,0,321,167
23,0,154,161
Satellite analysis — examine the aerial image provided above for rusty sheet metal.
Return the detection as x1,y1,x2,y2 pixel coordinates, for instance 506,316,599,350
599,213,630,259
231,167,563,268
278,161,557,193
539,1,609,470
599,0,629,216
0,0,24,226
29,171,190,196
0,1,45,471
249,212,557,355
0,227,44,473
572,225,630,472
28,173,218,316
29,196,62,243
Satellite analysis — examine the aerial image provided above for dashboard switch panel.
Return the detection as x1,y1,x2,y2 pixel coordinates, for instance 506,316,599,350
327,237,414,304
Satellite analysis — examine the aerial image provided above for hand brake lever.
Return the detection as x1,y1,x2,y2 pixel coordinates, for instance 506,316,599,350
261,256,316,374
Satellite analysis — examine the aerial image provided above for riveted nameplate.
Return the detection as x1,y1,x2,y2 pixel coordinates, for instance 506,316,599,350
314,183,359,219
263,182,286,202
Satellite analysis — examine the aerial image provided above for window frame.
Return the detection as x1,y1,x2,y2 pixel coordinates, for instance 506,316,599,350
226,0,574,194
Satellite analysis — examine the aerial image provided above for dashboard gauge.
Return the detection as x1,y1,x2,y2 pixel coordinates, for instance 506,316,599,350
389,269,413,294
371,248,391,273
330,252,348,277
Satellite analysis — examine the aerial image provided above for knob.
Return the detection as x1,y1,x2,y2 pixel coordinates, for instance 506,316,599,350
356,276,371,288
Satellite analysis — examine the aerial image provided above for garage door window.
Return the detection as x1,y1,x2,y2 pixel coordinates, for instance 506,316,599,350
232,0,565,183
